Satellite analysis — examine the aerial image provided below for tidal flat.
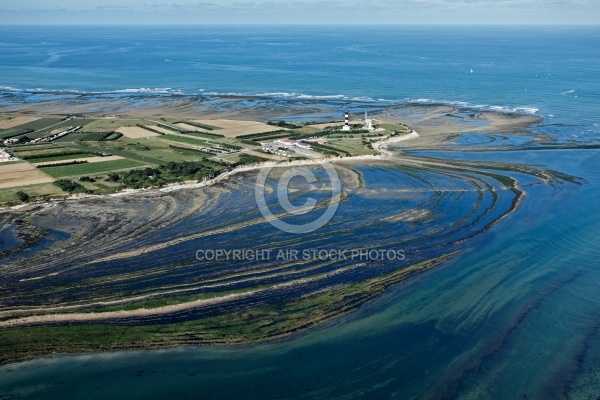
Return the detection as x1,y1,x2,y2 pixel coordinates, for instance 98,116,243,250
0,103,585,366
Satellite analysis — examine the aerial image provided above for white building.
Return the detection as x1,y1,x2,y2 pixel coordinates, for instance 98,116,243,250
363,112,375,131
0,148,17,162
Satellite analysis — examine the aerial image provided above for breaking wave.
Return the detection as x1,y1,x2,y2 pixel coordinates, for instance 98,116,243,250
0,85,539,116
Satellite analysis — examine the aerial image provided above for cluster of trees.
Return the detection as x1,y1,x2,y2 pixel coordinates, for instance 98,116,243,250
136,124,166,135
267,121,302,129
2,129,34,141
163,161,219,177
11,136,31,144
53,179,88,193
319,126,371,135
15,191,29,202
237,130,288,140
308,142,350,157
238,130,310,145
175,121,225,137
98,131,123,141
389,131,408,137
39,160,89,168
218,143,243,151
168,145,204,153
236,153,269,165
105,160,225,189
66,131,121,142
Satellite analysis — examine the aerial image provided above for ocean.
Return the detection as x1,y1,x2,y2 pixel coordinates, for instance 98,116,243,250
1,26,600,399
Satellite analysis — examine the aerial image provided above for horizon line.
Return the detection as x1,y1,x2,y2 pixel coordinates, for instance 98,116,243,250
0,23,598,27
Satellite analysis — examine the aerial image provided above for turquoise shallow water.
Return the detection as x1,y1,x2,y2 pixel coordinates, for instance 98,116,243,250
1,26,600,399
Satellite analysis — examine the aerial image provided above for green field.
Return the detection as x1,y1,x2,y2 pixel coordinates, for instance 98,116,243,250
176,131,225,140
157,134,211,147
9,145,67,156
38,159,146,178
27,153,94,163
321,139,376,156
69,142,168,166
78,180,123,195
0,118,63,139
52,131,122,143
82,118,149,132
378,123,411,133
83,139,210,163
0,118,97,141
27,119,95,140
0,183,65,203
1,114,398,206
168,146,213,159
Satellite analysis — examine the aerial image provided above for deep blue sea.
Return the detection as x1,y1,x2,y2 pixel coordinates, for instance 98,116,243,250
1,26,599,124
1,26,600,399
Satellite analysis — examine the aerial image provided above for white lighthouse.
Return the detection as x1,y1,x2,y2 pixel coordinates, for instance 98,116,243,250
342,111,351,131
363,111,375,131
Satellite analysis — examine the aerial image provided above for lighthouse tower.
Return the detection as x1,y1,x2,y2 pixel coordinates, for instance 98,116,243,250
342,111,351,131
363,111,374,131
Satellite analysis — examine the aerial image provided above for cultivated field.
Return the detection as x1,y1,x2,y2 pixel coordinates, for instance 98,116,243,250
0,116,40,129
0,162,54,189
38,159,146,178
174,123,211,133
27,153,94,164
82,118,147,132
0,183,64,203
116,126,160,139
192,119,286,138
157,135,210,147
34,155,125,167
10,145,68,157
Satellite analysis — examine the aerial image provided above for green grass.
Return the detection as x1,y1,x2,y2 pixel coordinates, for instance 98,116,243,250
53,131,122,143
177,131,224,140
157,134,211,147
69,142,167,166
79,118,148,132
24,119,95,140
38,159,146,178
108,139,208,162
169,146,213,158
0,183,64,203
0,118,63,139
11,146,64,154
237,153,270,165
378,123,411,133
322,139,376,156
27,153,92,163
128,148,203,163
